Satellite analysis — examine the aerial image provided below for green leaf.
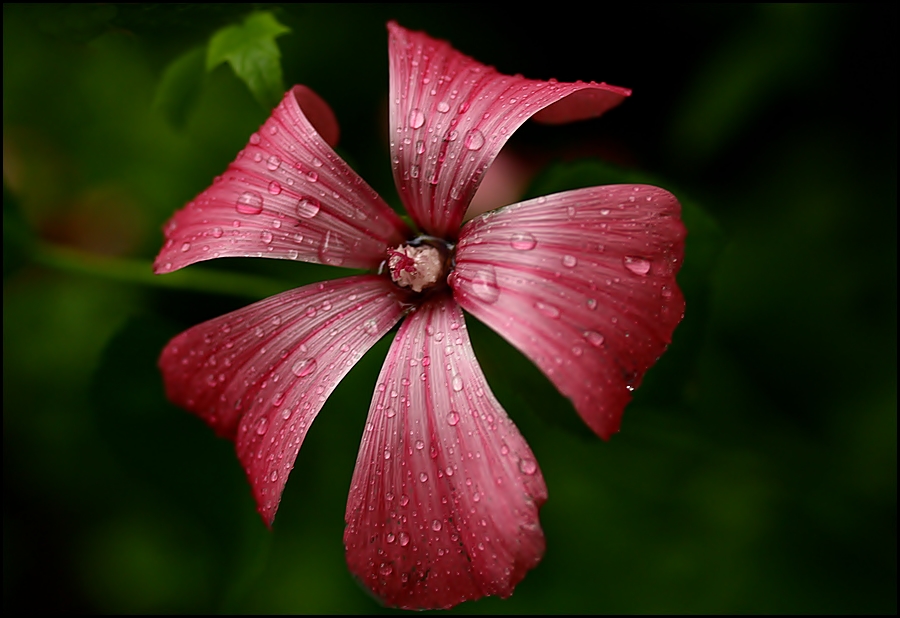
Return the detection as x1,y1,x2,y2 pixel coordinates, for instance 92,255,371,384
206,11,291,111
154,46,207,129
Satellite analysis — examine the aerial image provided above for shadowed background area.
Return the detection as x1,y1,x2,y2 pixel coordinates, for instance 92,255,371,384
3,4,896,614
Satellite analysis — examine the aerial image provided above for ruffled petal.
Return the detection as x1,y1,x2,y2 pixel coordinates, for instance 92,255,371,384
155,86,410,274
159,275,409,525
449,185,686,439
344,296,547,610
388,22,630,239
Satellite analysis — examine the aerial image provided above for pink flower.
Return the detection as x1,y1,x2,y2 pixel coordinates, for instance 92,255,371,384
154,22,685,610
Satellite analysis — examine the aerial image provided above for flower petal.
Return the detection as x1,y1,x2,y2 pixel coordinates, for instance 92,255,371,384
344,296,547,610
388,22,630,239
449,185,686,440
159,275,409,525
154,86,410,275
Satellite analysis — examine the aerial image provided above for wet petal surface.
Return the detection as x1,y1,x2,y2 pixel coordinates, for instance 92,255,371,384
159,275,409,524
388,22,630,239
155,86,410,274
344,297,547,609
450,185,686,439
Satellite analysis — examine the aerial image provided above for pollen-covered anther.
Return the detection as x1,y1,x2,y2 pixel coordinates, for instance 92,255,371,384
388,244,443,292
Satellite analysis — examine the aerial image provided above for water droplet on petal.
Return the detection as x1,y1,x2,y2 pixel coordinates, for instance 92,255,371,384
464,129,485,151
586,298,598,310
431,519,442,531
518,458,537,475
255,417,268,435
211,227,224,238
260,230,273,244
409,109,425,129
181,242,191,252
268,180,282,195
399,532,410,546
363,318,379,336
297,197,320,219
249,132,261,145
415,439,424,450
562,254,577,268
584,331,605,347
236,191,264,215
419,472,429,483
379,564,393,576
468,266,500,303
534,301,560,319
447,411,460,426
266,155,281,171
510,232,537,251
317,231,346,266
451,375,463,392
437,101,450,113
624,256,651,276
291,358,317,377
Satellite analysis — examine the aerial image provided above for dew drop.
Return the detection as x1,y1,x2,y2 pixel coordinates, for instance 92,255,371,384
383,449,391,460
586,298,598,310
447,410,460,426
249,132,261,145
518,458,537,475
318,231,346,266
363,318,379,336
236,191,264,215
624,256,651,276
584,330,605,347
468,266,500,303
211,227,224,238
399,532,410,546
510,232,537,251
266,155,281,171
451,375,463,392
260,230,273,244
296,197,320,219
306,170,318,183
255,418,268,435
379,564,393,576
431,519,442,531
419,472,429,483
291,358,317,377
437,101,450,113
409,109,425,129
267,180,282,195
562,254,577,268
415,440,424,450
464,129,485,151
386,532,395,543
180,242,191,252
534,301,560,319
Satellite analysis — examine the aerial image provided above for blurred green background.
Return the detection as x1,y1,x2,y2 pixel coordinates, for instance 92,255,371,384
3,4,895,614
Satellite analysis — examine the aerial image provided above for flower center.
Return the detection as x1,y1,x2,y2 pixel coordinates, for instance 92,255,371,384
386,236,454,293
